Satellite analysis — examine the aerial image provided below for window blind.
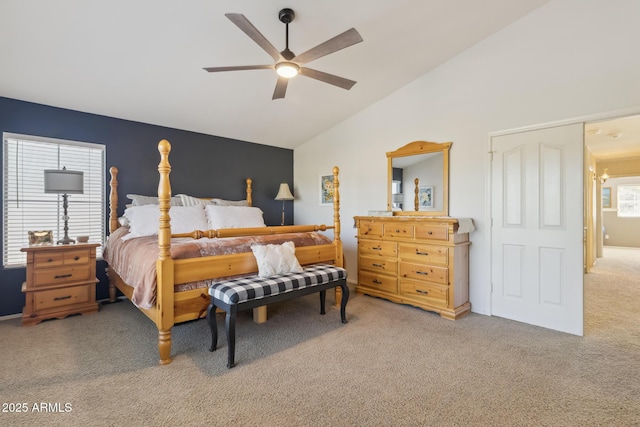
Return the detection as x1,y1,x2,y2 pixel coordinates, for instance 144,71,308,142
3,133,105,267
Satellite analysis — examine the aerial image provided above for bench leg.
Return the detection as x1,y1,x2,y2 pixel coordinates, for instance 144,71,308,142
319,290,326,315
207,302,218,352
225,308,237,368
339,280,349,324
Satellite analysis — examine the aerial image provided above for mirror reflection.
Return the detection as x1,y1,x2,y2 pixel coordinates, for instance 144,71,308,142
387,141,451,217
391,153,443,212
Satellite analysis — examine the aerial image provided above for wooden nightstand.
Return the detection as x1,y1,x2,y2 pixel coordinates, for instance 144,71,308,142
21,243,100,326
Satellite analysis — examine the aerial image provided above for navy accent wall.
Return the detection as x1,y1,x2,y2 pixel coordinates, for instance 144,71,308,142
0,96,294,317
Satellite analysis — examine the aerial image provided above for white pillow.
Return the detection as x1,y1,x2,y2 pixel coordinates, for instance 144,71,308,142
121,205,208,240
205,205,266,229
251,241,302,278
170,205,209,234
126,194,182,206
177,194,215,207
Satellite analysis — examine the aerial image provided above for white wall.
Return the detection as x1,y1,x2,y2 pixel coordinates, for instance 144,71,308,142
293,0,640,315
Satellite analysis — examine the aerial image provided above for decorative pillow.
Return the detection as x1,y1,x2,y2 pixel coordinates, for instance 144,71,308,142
205,205,266,229
176,194,215,207
121,205,208,240
211,198,249,207
251,241,302,278
126,194,182,206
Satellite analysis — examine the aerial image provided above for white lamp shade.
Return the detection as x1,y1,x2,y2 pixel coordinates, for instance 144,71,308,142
275,183,294,200
44,169,84,194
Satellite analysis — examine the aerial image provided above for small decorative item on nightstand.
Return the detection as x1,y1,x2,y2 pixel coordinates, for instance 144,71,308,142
20,243,100,326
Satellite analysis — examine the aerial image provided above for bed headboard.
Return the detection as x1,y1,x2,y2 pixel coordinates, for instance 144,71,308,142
108,159,253,234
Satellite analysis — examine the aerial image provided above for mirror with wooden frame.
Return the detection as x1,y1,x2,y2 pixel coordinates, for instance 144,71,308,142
387,141,451,216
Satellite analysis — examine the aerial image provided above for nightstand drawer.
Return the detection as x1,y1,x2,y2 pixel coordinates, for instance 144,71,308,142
399,262,448,285
33,265,92,287
34,249,90,268
400,280,448,308
359,255,397,275
34,284,91,311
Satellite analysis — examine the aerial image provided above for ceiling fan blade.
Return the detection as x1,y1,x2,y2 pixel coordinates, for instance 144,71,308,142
225,13,282,63
203,64,273,72
299,67,357,90
272,77,289,100
293,28,363,65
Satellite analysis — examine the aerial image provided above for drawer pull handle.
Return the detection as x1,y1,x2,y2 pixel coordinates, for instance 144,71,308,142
372,263,383,268
416,271,429,276
54,295,72,301
54,274,73,279
47,258,54,263
395,229,400,233
416,251,429,256
74,256,80,261
372,247,382,251
427,231,433,235
372,279,382,285
416,289,429,295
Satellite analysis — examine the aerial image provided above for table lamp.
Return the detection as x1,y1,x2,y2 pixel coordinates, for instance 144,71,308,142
275,183,294,226
44,167,84,244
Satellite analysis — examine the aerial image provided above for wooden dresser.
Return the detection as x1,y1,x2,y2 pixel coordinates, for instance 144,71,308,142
354,216,470,319
21,243,100,326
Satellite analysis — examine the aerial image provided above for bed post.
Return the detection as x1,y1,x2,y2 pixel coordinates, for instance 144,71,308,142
157,139,175,365
109,167,119,233
332,166,344,306
246,178,253,207
108,167,119,302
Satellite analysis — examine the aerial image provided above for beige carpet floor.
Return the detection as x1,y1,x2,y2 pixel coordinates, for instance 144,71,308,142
1,247,638,426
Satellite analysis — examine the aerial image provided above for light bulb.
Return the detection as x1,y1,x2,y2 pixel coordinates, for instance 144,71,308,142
275,62,299,78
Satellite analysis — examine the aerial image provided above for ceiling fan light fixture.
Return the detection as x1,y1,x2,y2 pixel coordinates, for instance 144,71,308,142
275,62,299,78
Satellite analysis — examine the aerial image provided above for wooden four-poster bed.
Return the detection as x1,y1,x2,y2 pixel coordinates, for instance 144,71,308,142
104,139,343,364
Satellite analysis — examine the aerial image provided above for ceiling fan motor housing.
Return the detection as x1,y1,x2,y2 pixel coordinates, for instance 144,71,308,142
279,8,295,24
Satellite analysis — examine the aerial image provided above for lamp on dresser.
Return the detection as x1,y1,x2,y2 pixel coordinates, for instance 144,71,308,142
44,167,84,244
275,183,294,226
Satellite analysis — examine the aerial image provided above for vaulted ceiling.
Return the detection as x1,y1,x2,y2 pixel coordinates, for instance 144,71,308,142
1,0,549,149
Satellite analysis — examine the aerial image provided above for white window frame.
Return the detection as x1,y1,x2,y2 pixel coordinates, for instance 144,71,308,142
3,133,105,267
617,184,640,218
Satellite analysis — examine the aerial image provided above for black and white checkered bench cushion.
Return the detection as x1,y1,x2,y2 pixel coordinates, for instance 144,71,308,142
209,264,347,305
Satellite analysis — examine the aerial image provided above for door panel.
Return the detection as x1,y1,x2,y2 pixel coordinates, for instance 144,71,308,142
491,124,584,335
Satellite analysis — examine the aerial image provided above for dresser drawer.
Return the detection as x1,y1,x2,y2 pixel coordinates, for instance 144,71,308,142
383,222,414,239
33,265,92,287
358,240,397,257
359,255,398,275
400,280,448,308
414,223,449,241
399,262,448,285
358,220,384,238
358,270,397,294
33,284,91,311
399,243,448,266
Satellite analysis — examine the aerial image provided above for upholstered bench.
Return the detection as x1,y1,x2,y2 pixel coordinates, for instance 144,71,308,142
207,264,349,368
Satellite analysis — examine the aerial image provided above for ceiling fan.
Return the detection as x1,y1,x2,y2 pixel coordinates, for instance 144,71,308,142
203,8,363,100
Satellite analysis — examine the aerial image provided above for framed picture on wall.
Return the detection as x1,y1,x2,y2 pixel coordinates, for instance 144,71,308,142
320,173,334,205
602,187,611,208
418,186,434,209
